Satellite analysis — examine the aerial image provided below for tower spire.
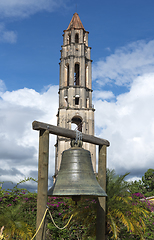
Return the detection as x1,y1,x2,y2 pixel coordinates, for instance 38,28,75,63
67,13,85,30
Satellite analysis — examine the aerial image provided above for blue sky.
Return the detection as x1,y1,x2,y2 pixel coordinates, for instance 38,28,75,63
2,0,154,93
1,0,154,191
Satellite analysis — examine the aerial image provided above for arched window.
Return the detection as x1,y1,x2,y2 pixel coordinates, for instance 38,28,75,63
85,65,88,87
74,63,79,85
75,33,79,43
86,98,89,108
67,64,69,86
75,96,79,105
64,64,69,86
71,116,82,132
68,34,71,44
64,96,68,107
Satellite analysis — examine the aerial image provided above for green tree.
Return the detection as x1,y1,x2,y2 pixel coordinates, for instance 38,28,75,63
142,168,154,197
128,168,154,197
128,179,144,195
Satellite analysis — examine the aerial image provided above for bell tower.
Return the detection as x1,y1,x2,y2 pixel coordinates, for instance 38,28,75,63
55,13,96,177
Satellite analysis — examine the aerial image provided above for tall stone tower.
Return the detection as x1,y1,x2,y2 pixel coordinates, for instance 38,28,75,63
54,13,96,177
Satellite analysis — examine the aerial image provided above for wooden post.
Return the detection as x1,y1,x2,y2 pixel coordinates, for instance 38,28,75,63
96,145,107,240
36,130,49,240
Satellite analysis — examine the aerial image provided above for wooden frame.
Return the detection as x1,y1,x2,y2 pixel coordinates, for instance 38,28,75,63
32,120,110,240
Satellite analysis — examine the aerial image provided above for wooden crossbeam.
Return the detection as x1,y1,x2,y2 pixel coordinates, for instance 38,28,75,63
32,120,110,146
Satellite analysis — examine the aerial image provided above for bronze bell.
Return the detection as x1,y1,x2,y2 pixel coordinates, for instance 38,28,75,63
48,140,107,203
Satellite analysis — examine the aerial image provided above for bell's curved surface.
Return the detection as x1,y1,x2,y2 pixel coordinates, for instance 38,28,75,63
48,144,107,198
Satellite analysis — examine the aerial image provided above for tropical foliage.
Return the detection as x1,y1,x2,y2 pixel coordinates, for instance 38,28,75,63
106,170,148,239
0,184,36,239
68,169,153,240
0,169,153,239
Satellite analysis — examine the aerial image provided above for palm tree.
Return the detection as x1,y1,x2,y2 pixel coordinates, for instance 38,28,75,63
0,204,34,240
66,169,150,240
106,169,149,239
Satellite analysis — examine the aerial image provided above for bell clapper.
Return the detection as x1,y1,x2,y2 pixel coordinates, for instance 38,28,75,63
72,195,81,205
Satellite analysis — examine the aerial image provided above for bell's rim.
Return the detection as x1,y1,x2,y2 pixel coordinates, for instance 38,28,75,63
47,183,107,197
48,192,107,198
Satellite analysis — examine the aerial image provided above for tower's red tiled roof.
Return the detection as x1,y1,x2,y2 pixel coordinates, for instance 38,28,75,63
67,13,85,30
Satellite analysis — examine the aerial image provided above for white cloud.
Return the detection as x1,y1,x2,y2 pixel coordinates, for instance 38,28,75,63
0,79,6,93
94,73,154,178
0,0,68,18
93,90,115,100
0,85,58,190
93,40,154,179
93,40,154,87
0,23,17,43
105,47,111,52
127,176,142,183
